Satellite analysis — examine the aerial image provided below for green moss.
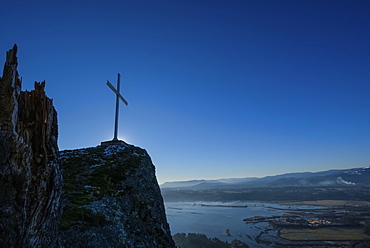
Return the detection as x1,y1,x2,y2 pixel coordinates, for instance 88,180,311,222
125,154,141,168
70,191,94,206
59,145,145,231
59,206,92,230
59,205,112,230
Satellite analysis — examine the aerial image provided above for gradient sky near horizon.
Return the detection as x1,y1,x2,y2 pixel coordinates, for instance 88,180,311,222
1,0,369,184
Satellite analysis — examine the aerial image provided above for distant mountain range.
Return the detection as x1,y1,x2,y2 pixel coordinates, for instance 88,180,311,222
160,167,370,190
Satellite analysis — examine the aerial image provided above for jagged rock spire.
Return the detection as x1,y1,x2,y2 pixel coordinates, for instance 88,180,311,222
5,44,18,66
0,45,62,247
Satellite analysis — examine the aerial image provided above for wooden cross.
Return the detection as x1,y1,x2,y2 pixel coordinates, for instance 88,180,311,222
106,73,128,141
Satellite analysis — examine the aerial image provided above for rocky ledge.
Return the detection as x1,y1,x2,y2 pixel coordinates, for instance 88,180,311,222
59,144,175,248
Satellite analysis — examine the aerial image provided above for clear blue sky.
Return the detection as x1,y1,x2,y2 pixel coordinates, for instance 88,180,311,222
1,0,369,184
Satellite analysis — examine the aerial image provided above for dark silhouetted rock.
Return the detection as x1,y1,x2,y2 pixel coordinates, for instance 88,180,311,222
0,45,62,247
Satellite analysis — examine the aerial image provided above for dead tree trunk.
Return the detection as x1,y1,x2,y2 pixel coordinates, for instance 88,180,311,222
0,45,62,247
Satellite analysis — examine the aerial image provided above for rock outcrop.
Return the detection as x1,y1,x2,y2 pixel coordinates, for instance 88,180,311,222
0,45,174,248
59,144,175,248
0,45,62,247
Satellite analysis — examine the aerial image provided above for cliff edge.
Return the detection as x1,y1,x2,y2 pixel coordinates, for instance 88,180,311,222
59,144,175,247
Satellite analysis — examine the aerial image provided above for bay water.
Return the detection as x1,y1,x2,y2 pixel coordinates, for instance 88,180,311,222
165,201,316,247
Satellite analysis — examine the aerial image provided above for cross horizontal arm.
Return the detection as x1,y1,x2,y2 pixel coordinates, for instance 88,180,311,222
106,81,128,106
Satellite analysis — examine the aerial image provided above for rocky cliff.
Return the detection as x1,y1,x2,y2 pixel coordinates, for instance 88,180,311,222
58,144,175,248
0,45,174,248
0,45,62,247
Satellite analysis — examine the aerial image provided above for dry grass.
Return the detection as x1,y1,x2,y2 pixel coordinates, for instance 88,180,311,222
280,227,370,241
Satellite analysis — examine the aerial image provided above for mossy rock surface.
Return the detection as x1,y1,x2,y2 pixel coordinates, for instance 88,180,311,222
58,144,175,248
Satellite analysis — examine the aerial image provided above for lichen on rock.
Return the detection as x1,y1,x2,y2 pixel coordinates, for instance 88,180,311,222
59,144,175,248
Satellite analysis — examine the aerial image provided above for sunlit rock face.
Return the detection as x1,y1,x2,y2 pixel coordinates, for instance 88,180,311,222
0,45,62,247
59,144,175,248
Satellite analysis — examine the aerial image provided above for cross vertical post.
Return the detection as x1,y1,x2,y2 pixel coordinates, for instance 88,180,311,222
113,73,121,140
105,73,128,143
